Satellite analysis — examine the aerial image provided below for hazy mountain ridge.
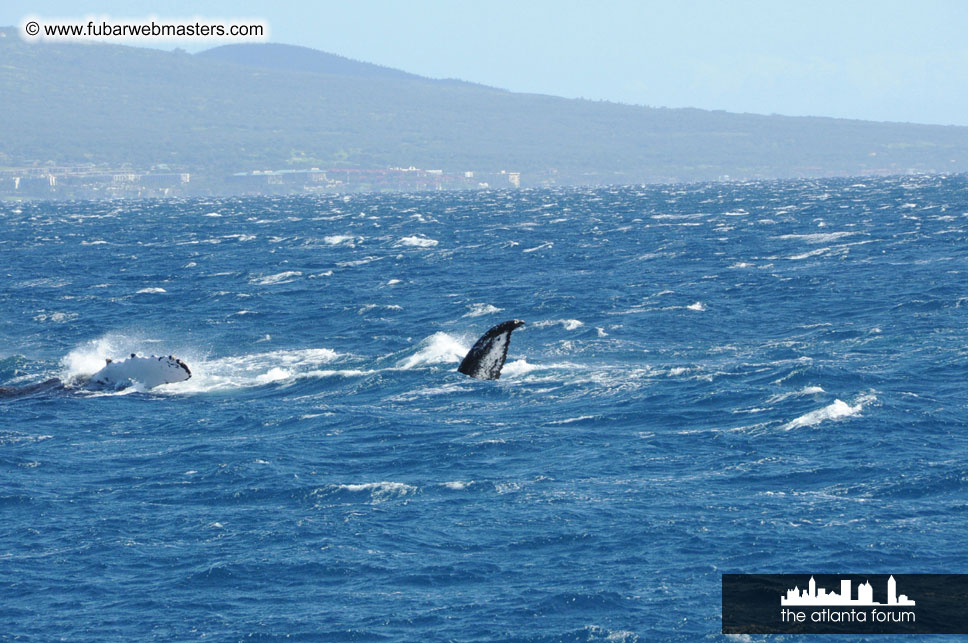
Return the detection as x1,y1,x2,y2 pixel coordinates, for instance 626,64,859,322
197,43,482,89
1,28,967,187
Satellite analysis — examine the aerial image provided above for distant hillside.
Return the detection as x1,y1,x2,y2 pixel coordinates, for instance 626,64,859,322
196,43,425,82
2,28,968,186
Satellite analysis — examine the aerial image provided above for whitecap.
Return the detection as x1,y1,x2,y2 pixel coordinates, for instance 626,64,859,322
161,347,344,394
776,231,857,243
500,359,538,377
396,333,467,370
250,271,302,285
687,301,706,311
337,256,381,267
533,319,584,330
33,311,77,323
783,394,875,430
765,386,825,404
136,287,167,294
324,235,355,245
787,247,833,260
396,235,438,247
463,303,503,318
324,481,417,503
548,415,596,425
256,367,292,384
523,242,553,253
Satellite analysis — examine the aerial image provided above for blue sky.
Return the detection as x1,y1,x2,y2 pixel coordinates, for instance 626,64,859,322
4,0,968,126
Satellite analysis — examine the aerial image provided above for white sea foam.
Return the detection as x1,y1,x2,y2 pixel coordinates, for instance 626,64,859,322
33,311,76,323
766,386,825,404
463,303,503,318
160,347,345,393
357,304,403,315
442,481,472,490
787,247,833,260
500,359,538,378
396,235,438,247
783,394,875,430
388,383,465,402
337,256,381,267
324,481,417,503
687,301,706,311
534,319,584,330
523,242,553,253
548,415,596,425
251,271,302,285
324,235,355,245
136,287,167,294
652,213,707,220
776,231,857,243
396,333,467,369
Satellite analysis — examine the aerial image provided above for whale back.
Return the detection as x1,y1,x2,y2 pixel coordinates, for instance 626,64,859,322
458,320,525,380
88,354,192,390
0,378,64,399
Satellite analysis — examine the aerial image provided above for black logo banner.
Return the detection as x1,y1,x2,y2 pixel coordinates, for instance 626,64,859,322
723,574,968,634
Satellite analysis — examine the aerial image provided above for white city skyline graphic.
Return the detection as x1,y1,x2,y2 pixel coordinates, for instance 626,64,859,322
781,575,915,607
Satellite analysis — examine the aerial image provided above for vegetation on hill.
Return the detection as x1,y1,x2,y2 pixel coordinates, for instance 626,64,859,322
1,31,967,184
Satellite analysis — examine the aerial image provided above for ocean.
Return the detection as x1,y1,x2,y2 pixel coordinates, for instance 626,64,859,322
1,175,966,640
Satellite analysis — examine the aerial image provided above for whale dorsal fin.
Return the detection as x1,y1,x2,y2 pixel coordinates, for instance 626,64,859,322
458,320,525,380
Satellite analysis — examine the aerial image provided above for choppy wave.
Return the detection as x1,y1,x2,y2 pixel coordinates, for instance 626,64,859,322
323,234,356,245
396,235,438,247
533,318,584,330
463,303,503,318
783,393,876,430
395,332,467,370
250,270,302,285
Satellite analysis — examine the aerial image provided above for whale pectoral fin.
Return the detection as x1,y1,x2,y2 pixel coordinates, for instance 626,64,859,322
458,319,525,380
86,355,192,390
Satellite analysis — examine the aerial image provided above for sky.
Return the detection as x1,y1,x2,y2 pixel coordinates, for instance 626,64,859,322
4,0,968,126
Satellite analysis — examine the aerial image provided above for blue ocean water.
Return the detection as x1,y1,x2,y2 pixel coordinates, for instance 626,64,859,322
1,175,966,641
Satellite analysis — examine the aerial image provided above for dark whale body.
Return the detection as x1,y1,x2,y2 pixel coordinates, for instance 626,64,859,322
0,378,65,399
457,320,525,380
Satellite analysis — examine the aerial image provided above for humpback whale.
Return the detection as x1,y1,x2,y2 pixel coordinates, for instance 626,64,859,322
1,354,192,398
0,378,65,399
87,354,192,389
458,320,525,380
